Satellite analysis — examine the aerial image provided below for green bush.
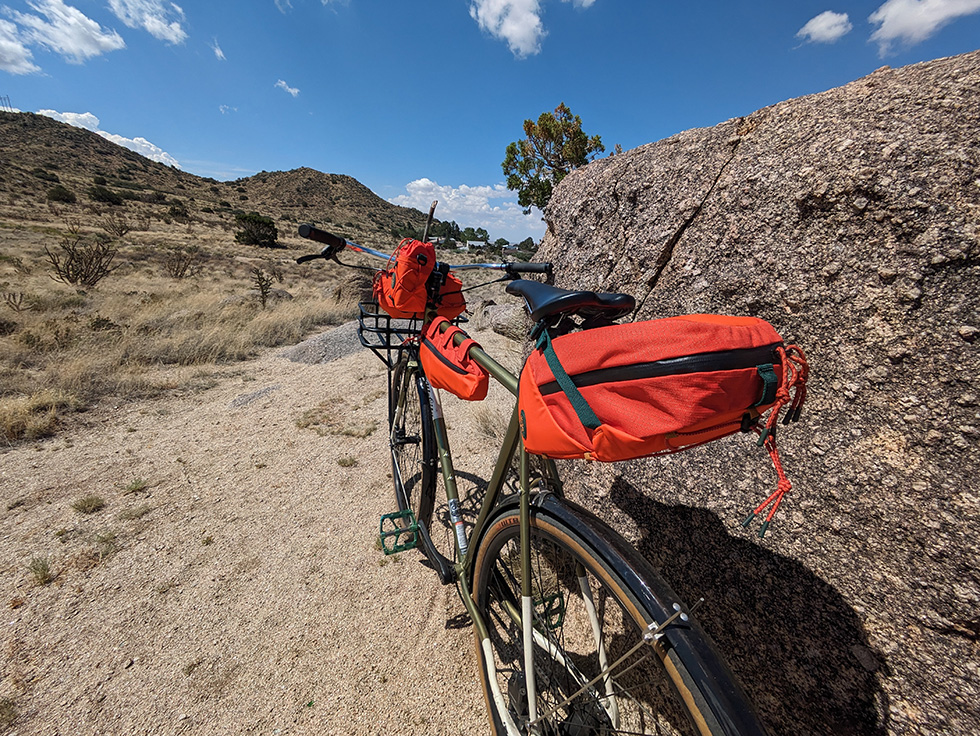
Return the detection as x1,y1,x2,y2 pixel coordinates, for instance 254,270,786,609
47,185,76,203
168,199,189,219
234,212,279,248
32,167,59,183
87,185,123,206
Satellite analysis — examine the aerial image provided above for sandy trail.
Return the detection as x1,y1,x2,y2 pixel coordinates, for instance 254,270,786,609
0,322,526,735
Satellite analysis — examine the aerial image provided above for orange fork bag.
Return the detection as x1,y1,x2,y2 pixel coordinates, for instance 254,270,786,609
518,314,807,462
372,238,435,318
420,317,489,401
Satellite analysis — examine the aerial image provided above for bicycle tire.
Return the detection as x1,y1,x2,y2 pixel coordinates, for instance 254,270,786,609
471,494,769,736
390,356,437,535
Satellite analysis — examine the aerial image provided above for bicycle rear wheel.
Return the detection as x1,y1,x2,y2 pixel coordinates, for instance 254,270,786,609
389,355,436,534
471,495,768,736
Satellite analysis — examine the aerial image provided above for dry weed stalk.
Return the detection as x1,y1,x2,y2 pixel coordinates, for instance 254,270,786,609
164,247,202,279
98,211,132,238
2,292,32,312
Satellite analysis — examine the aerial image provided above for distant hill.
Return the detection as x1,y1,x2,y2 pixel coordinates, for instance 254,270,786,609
0,111,429,247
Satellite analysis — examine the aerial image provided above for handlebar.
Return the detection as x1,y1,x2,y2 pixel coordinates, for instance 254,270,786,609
297,224,346,250
295,223,551,278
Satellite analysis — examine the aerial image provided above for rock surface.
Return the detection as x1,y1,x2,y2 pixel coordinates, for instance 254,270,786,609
538,51,980,735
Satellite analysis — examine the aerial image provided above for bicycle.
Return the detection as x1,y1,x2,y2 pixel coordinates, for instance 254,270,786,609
296,221,770,736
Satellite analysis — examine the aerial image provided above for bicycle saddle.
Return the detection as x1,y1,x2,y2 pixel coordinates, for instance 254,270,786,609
506,279,635,323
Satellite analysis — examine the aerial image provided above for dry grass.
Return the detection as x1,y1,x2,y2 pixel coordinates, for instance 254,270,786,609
71,495,106,514
0,208,359,444
0,696,16,729
28,555,54,586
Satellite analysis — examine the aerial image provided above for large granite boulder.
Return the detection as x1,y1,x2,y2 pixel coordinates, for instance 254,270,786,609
537,51,979,735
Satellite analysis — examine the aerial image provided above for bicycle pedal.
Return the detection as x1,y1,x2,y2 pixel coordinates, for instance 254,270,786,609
379,510,418,554
534,591,566,631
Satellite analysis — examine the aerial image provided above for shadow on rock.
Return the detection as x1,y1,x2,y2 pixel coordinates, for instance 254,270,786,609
606,477,888,736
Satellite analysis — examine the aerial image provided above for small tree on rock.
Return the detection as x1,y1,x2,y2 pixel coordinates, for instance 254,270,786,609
235,212,279,248
502,102,604,213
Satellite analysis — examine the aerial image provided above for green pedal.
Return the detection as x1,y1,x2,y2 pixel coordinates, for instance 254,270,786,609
379,510,418,554
534,591,566,632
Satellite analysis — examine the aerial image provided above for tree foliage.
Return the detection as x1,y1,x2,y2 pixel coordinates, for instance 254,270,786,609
502,102,604,213
235,212,279,248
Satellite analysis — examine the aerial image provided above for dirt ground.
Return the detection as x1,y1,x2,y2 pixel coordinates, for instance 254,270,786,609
0,322,527,735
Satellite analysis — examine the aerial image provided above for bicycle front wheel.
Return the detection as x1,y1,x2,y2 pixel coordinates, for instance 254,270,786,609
471,495,768,736
389,356,436,533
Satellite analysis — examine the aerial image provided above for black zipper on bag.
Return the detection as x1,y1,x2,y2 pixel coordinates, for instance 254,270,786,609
537,343,783,396
422,337,469,375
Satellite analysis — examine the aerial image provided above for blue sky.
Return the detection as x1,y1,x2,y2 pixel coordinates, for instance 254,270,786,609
2,1,979,242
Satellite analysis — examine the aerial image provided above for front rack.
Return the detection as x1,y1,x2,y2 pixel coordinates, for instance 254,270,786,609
357,301,422,370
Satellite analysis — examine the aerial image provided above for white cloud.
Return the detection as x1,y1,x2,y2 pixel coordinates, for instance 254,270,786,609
274,0,292,12
107,0,186,44
275,78,299,96
469,0,546,58
869,0,980,54
796,10,853,43
219,104,236,114
8,0,125,64
210,37,224,60
389,178,545,242
563,0,595,7
38,109,181,167
0,18,40,73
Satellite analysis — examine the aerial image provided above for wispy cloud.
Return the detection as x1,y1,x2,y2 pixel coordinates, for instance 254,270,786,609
469,0,545,58
219,104,236,114
389,178,544,242
210,37,225,60
7,0,125,64
869,0,980,55
38,109,181,167
0,18,40,73
107,0,186,44
275,78,300,96
274,0,292,12
796,10,853,43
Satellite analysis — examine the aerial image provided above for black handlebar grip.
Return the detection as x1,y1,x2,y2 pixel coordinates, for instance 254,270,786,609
298,224,347,250
510,262,552,275
295,253,322,264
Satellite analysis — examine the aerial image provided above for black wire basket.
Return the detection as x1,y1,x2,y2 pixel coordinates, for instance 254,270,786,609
356,301,423,370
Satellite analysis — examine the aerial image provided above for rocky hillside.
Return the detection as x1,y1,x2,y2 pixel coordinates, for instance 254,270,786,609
539,51,979,735
0,111,428,248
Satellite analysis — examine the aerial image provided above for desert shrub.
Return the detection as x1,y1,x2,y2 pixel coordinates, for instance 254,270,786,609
93,175,107,185
235,212,279,248
168,199,189,219
87,185,123,206
45,234,119,288
98,211,133,238
250,267,274,308
163,246,202,279
32,167,59,183
47,185,76,203
142,191,167,204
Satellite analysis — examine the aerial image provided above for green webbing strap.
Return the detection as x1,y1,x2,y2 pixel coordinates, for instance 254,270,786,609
535,328,602,431
754,364,778,407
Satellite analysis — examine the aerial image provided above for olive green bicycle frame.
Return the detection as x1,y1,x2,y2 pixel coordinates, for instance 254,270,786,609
412,320,563,729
